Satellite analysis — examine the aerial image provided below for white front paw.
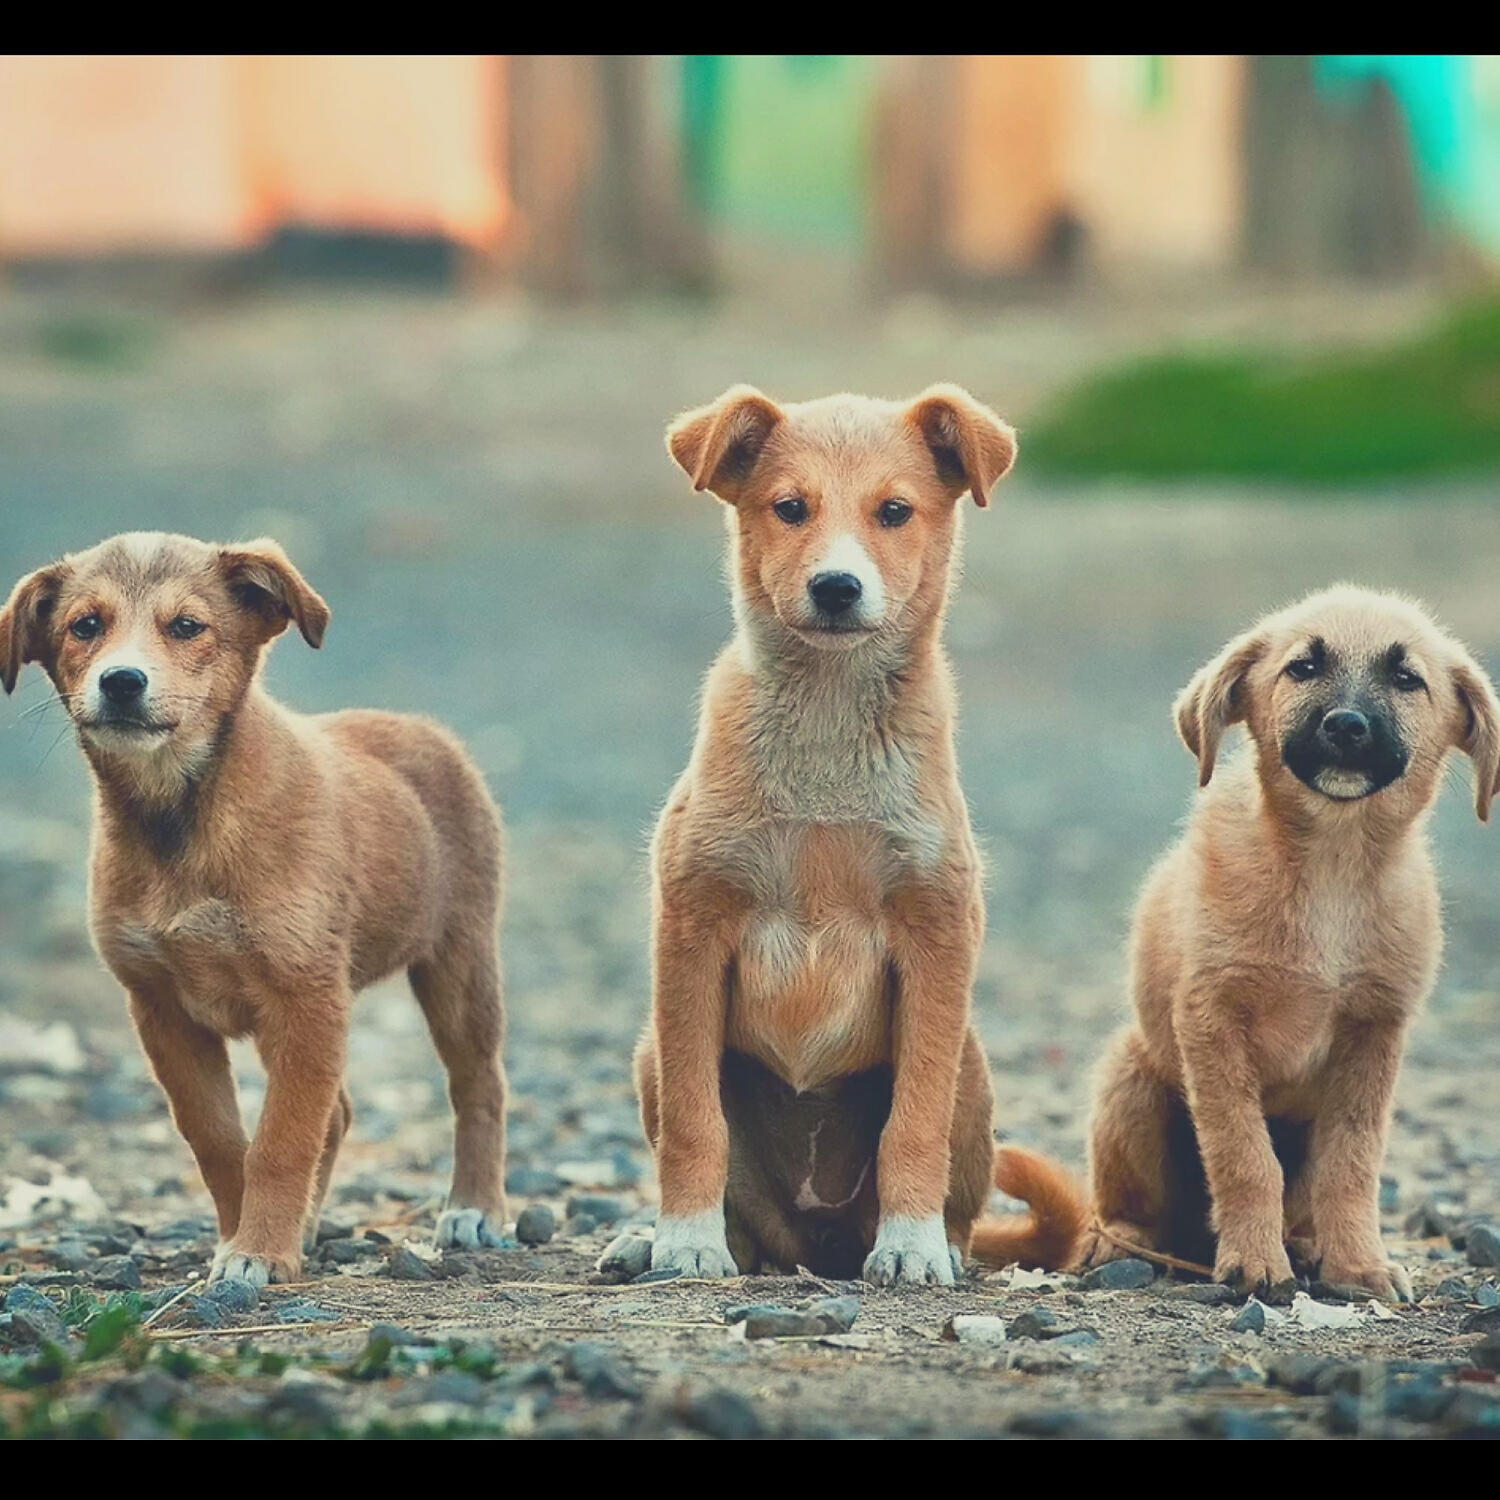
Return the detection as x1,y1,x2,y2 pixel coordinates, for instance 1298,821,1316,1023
436,1206,509,1250
651,1208,739,1279
863,1214,956,1287
209,1243,273,1290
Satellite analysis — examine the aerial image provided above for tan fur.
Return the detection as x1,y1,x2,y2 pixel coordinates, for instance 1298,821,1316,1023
969,1147,1091,1270
0,532,508,1285
638,385,1015,1284
981,586,1499,1297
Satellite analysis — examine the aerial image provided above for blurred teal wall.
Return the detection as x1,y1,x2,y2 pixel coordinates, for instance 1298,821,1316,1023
1319,54,1500,253
681,56,873,245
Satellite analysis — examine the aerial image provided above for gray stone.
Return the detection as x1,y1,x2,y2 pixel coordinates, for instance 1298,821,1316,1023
184,1297,225,1329
1007,1306,1059,1340
563,1214,598,1237
805,1295,860,1333
1464,1305,1500,1334
46,1240,92,1272
944,1314,1008,1346
515,1204,556,1246
203,1276,260,1313
384,1247,436,1281
88,1255,141,1290
1467,1222,1500,1268
632,1266,683,1283
1231,1299,1267,1333
1081,1256,1155,1291
1469,1335,1500,1373
318,1237,372,1265
563,1341,641,1399
4,1284,65,1344
742,1307,827,1339
595,1231,652,1282
681,1388,763,1439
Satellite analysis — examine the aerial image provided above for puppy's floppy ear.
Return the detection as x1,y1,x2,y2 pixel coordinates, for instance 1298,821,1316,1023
1174,630,1267,787
666,385,784,502
219,540,330,648
1449,648,1500,822
905,385,1017,508
0,562,69,694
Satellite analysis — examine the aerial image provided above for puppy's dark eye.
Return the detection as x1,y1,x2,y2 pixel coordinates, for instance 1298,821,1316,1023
773,497,808,525
167,615,206,641
69,613,103,642
1391,665,1424,692
878,499,914,528
1285,657,1320,682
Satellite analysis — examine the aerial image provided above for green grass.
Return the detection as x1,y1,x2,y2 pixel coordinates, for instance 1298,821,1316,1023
1025,297,1500,484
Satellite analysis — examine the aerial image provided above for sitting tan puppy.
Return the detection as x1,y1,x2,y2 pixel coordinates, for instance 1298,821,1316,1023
977,586,1500,1298
635,385,1016,1285
0,533,507,1287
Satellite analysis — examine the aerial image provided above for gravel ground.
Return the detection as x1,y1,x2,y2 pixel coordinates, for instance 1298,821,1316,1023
0,287,1496,1439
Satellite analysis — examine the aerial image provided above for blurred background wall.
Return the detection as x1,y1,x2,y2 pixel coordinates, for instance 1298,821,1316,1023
3,55,1498,292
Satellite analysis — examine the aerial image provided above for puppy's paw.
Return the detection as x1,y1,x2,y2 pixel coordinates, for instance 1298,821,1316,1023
1320,1255,1413,1304
1214,1237,1294,1296
1072,1219,1153,1272
435,1206,510,1251
651,1209,739,1279
863,1214,956,1288
209,1241,298,1289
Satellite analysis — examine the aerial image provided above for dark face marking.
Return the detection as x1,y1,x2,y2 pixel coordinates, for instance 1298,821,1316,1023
1279,639,1412,800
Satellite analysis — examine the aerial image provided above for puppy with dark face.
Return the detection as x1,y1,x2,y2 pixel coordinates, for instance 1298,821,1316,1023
1,533,508,1287
972,586,1500,1299
635,385,1016,1285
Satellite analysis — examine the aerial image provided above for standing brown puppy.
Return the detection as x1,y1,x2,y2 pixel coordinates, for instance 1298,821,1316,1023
636,385,1016,1285
0,533,507,1287
977,586,1499,1299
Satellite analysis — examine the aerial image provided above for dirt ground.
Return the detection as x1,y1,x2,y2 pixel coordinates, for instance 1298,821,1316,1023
0,285,1497,1439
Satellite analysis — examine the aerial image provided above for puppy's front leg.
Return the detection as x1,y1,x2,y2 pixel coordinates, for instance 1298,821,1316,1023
212,994,348,1289
1307,1017,1411,1301
128,986,249,1244
1178,990,1293,1292
866,884,979,1288
649,897,741,1279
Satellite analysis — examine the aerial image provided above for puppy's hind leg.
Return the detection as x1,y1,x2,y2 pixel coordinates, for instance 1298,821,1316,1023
411,938,509,1250
303,1086,353,1253
1076,1028,1175,1270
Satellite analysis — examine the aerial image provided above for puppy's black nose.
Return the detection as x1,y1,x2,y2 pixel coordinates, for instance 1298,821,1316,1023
808,571,862,616
1321,708,1370,749
100,666,148,705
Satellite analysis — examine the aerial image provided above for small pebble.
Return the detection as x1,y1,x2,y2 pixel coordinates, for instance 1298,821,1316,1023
88,1255,141,1290
563,1341,641,1399
681,1388,764,1439
1081,1257,1155,1291
384,1247,436,1282
1230,1299,1267,1334
595,1232,652,1282
203,1277,260,1313
1007,1306,1059,1340
515,1204,556,1246
944,1313,1007,1346
1467,1223,1500,1269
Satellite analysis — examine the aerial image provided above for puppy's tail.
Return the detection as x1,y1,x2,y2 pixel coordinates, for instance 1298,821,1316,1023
968,1147,1090,1271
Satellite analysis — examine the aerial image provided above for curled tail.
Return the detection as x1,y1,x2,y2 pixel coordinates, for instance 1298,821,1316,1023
968,1146,1090,1271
